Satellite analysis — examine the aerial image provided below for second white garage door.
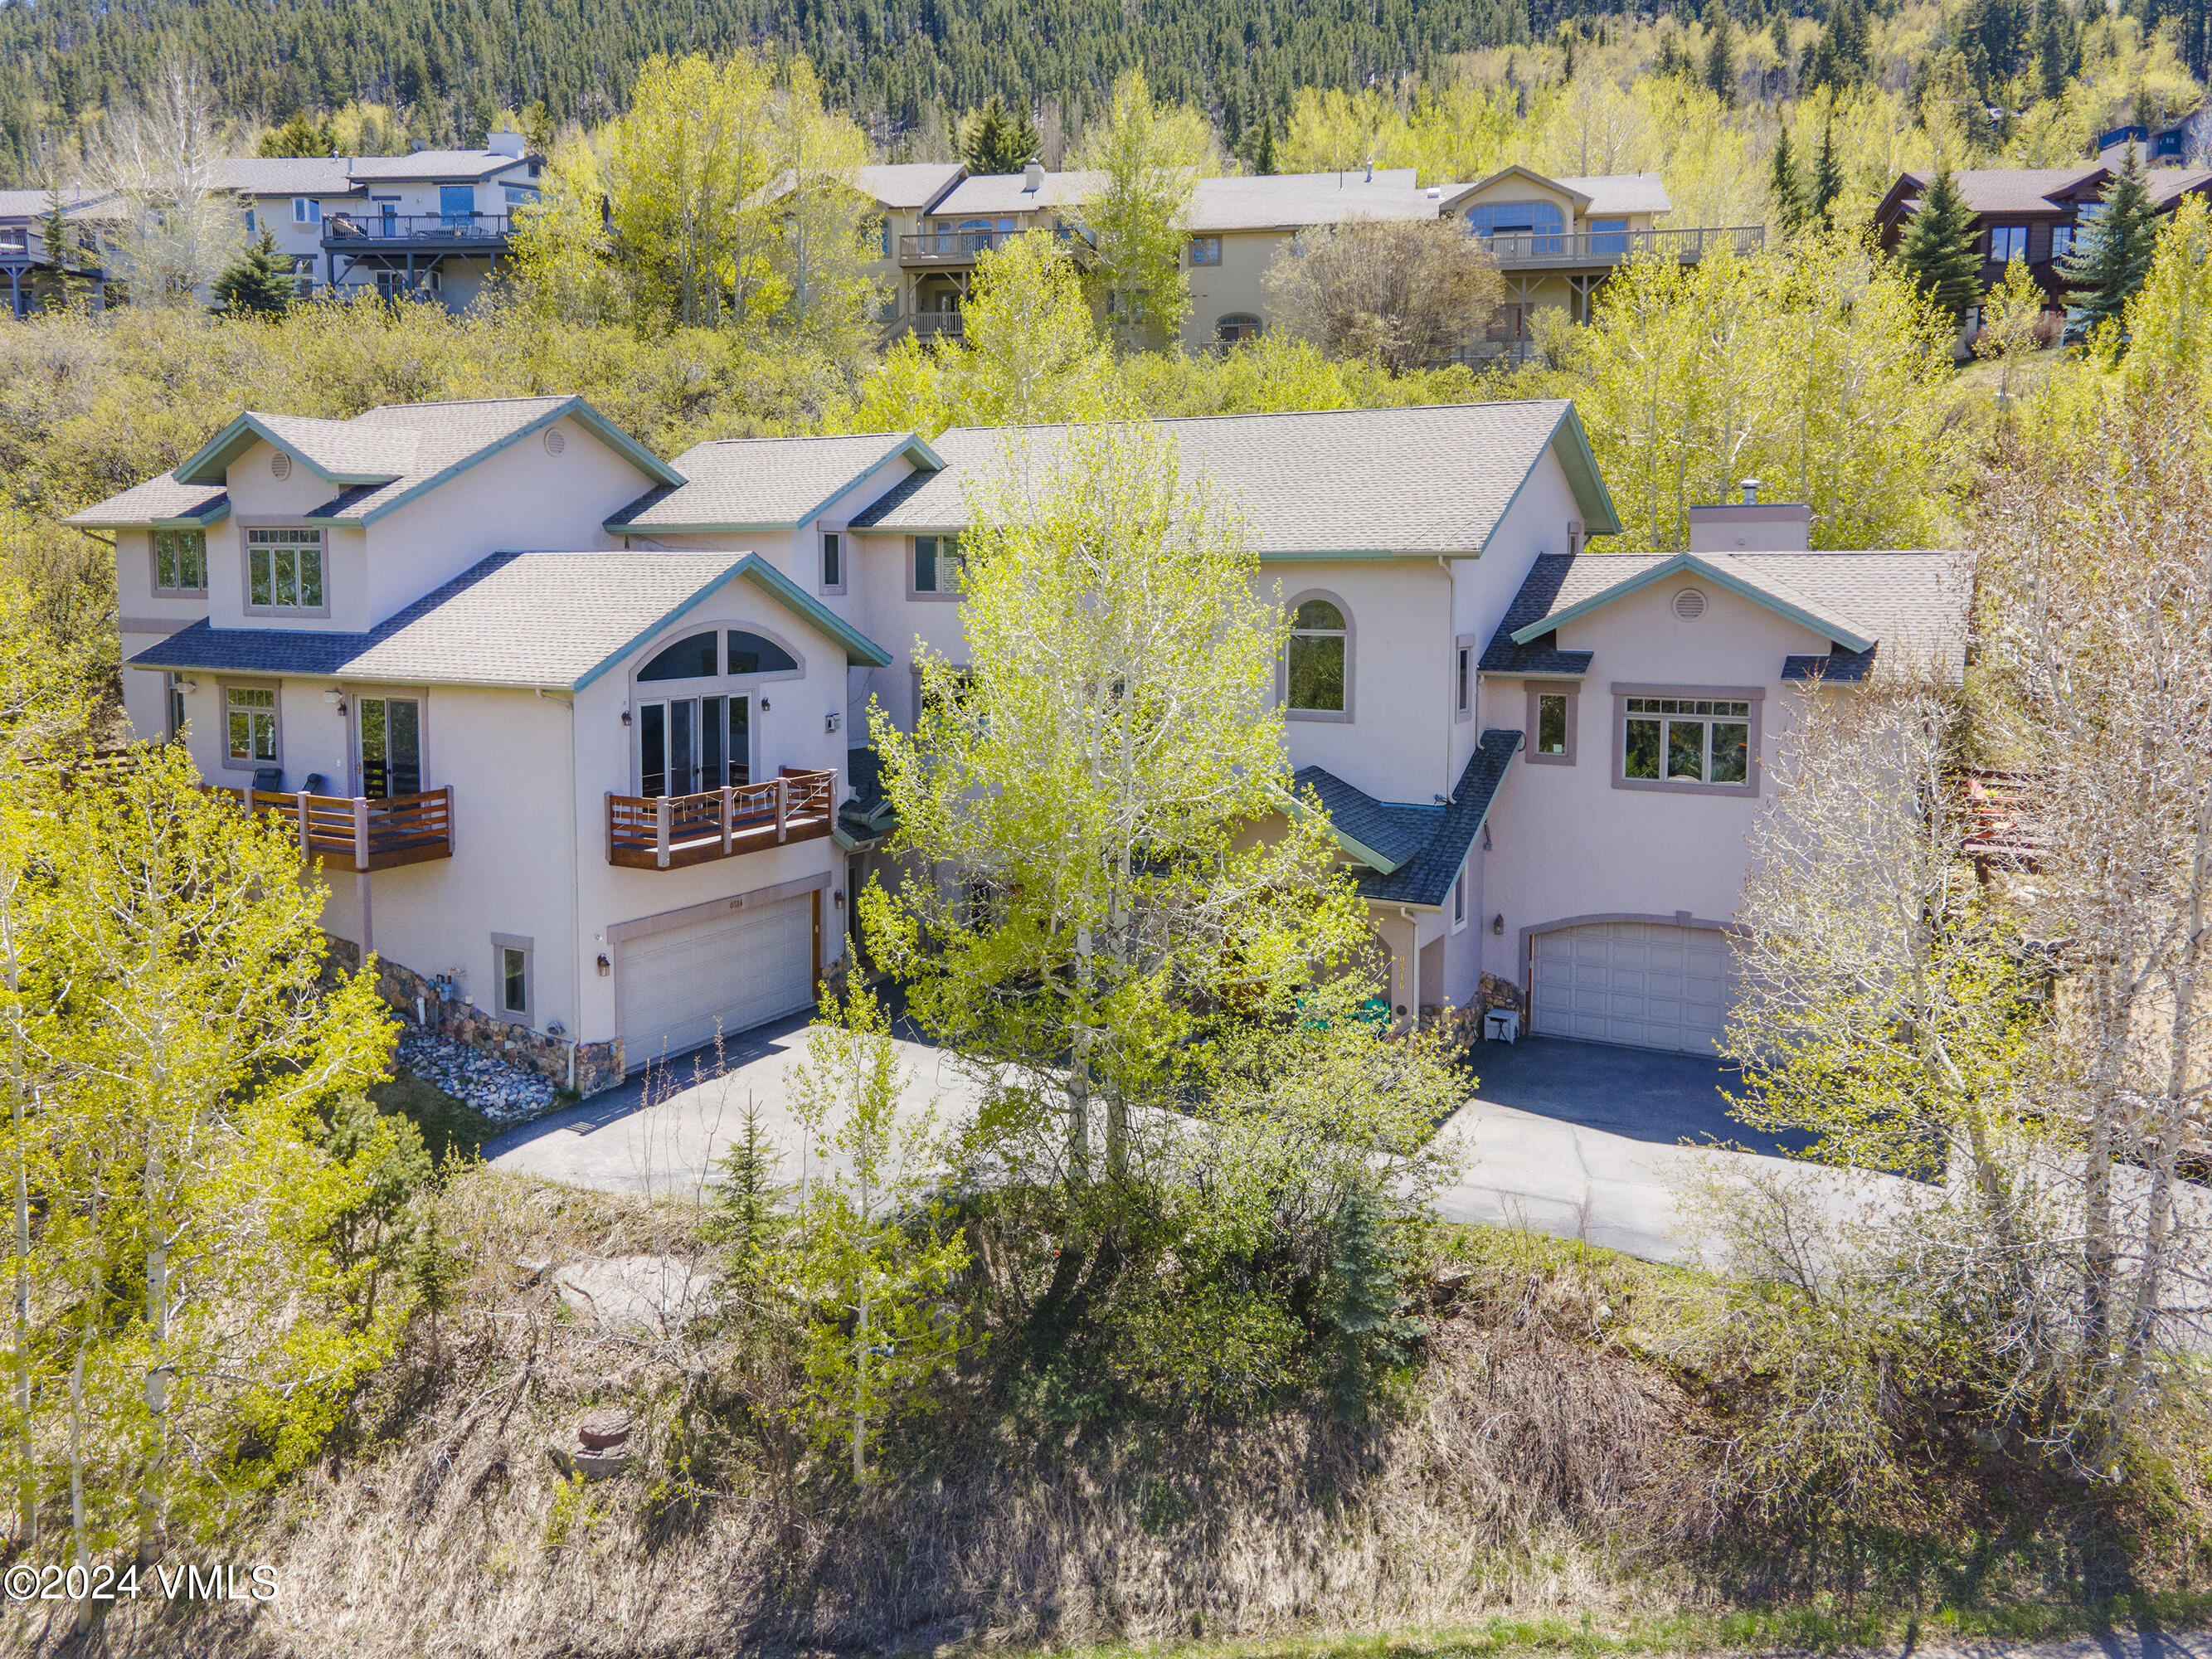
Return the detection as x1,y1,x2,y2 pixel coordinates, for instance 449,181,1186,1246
1531,921,1733,1054
619,895,816,1064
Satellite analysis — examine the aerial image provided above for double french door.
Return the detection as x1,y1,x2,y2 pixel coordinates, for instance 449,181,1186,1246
357,695,421,798
639,693,751,799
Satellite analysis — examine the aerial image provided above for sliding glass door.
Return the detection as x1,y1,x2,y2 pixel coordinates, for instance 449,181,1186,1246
357,695,421,798
638,693,750,799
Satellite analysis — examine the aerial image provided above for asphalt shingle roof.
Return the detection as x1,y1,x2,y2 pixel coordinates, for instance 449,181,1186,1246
207,158,357,196
1183,170,1434,231
850,401,1612,553
854,163,965,208
1552,172,1672,216
1297,733,1522,908
348,151,532,182
75,396,629,527
63,476,229,528
930,170,1106,215
1896,166,2103,215
1482,550,1971,680
611,434,921,531
128,551,751,689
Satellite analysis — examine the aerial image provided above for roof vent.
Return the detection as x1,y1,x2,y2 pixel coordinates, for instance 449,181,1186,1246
1426,184,1441,198
543,426,566,456
1674,586,1707,621
1023,159,1044,192
1740,477,1760,504
270,452,292,481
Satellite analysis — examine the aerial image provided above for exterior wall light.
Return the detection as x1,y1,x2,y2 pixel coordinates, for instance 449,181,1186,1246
1491,913,1505,936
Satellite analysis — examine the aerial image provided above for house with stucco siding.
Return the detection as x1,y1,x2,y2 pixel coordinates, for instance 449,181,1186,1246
72,393,1964,1085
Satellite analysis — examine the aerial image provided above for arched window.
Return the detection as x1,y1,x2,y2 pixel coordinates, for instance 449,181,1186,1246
726,630,799,675
1286,596,1349,716
638,630,718,681
1217,313,1262,343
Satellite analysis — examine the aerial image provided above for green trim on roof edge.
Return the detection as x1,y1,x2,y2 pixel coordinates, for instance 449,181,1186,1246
358,397,682,525
605,433,946,537
174,413,401,489
570,551,893,692
1509,551,1875,654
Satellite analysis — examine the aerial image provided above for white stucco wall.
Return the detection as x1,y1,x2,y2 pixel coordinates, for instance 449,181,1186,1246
114,525,214,742
1477,577,1829,994
363,418,659,625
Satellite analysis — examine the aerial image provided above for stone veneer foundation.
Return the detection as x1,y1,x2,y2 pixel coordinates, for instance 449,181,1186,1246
323,935,625,1099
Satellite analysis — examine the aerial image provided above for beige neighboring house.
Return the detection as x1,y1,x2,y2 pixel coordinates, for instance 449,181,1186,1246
1435,166,1760,354
75,391,1962,1088
834,162,968,335
0,185,116,317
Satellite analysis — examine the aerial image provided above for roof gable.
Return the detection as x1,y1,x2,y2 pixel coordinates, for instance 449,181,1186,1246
1509,550,1875,653
607,432,942,533
573,552,894,688
1441,165,1592,212
175,411,415,487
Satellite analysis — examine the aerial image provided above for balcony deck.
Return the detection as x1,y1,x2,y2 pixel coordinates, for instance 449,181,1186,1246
202,785,455,873
1479,224,1765,270
606,768,837,870
898,226,1091,267
322,212,513,250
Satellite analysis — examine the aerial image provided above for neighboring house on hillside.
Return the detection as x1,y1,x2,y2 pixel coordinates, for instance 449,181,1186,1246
894,160,1763,356
1874,163,2212,315
73,397,1965,1078
787,162,967,338
2094,107,2210,168
0,186,117,316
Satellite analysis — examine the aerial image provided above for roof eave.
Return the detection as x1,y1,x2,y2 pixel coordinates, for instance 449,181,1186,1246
1509,552,1876,653
1274,783,1404,874
173,412,399,489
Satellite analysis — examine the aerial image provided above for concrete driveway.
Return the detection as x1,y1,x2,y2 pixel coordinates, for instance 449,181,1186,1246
489,1019,1880,1265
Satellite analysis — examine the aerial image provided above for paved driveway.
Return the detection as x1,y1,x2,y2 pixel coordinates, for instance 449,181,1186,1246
489,1021,1880,1265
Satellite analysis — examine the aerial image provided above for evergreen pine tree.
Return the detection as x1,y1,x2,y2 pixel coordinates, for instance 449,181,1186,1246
33,184,88,311
2035,0,2074,96
1704,0,1741,105
1253,111,1277,175
259,111,335,158
1811,114,1845,226
1770,127,1806,234
1899,164,1984,323
1004,100,1043,166
961,95,1023,173
2060,142,2161,331
211,228,299,317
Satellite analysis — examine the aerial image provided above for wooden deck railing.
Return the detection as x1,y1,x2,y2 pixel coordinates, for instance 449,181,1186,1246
606,767,838,869
1476,224,1766,268
200,785,455,873
1962,769,2040,871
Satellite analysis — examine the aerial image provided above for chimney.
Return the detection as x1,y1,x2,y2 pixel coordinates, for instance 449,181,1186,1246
1688,489,1811,552
1023,159,1044,192
1364,158,1373,182
489,130,526,158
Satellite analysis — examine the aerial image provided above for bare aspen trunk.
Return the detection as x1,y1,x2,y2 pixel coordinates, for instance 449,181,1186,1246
13,1087,30,1550
139,1121,166,1569
852,1290,868,1486
69,1344,88,1635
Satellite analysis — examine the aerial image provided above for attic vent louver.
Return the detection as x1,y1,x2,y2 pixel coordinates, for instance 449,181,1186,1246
270,452,292,481
543,426,567,456
1673,586,1707,621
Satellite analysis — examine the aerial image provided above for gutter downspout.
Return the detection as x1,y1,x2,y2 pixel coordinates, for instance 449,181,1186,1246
537,688,580,1092
1438,557,1456,804
1396,904,1418,1033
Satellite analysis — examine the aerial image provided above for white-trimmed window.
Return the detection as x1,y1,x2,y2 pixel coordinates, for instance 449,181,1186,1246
246,527,326,612
1622,696,1750,786
821,530,844,592
912,533,962,597
1285,596,1349,718
1454,636,1475,721
493,932,533,1024
292,197,322,225
225,684,280,767
153,528,207,595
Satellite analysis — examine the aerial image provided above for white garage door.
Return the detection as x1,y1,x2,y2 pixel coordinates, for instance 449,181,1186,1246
1531,922,1733,1054
619,895,816,1063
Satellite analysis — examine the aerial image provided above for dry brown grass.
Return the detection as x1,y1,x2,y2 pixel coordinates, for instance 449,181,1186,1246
20,1172,1718,1659
22,1172,2191,1659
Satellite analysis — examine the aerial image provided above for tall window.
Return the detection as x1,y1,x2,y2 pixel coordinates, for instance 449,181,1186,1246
357,695,422,798
153,528,207,594
1537,693,1569,755
226,684,278,766
1286,597,1348,714
2050,223,2075,258
1455,645,1471,714
1622,696,1749,786
913,533,962,595
1990,224,2029,261
821,531,843,591
247,528,325,611
501,946,528,1014
639,694,750,798
1452,868,1467,930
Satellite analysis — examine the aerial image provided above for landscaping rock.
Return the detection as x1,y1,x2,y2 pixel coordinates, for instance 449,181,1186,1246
393,1024,558,1125
578,1412,632,1451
